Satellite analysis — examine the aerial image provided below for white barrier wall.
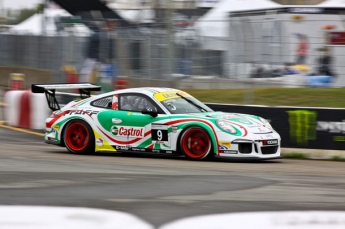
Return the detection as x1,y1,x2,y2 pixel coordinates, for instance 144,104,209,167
159,211,345,229
4,90,50,129
0,206,154,229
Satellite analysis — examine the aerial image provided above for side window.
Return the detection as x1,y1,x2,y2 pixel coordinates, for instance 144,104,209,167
91,96,113,109
119,95,158,112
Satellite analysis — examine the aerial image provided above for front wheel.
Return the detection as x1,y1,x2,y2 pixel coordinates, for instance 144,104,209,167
64,120,95,154
180,127,212,160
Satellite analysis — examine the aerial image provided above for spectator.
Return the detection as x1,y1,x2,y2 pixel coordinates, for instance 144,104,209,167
317,47,334,77
295,34,308,65
80,19,118,86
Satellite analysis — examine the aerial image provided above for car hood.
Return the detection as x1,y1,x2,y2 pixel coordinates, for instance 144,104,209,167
188,111,273,134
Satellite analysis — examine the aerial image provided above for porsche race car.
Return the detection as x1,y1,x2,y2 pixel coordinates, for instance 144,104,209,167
32,83,281,160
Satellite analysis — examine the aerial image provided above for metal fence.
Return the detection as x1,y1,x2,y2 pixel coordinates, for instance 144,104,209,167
0,15,344,88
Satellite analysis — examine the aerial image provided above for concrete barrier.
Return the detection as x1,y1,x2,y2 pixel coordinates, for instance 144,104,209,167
4,90,50,129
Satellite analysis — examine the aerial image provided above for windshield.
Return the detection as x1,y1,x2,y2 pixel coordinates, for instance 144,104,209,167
154,91,213,114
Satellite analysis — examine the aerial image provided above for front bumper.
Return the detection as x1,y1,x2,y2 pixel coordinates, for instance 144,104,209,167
217,135,281,159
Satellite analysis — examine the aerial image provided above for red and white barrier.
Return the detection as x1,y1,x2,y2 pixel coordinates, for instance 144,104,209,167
4,90,50,129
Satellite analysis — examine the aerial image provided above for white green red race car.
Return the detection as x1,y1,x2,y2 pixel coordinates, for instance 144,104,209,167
32,83,281,160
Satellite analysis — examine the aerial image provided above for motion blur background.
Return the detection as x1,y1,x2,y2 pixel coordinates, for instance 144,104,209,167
0,0,344,90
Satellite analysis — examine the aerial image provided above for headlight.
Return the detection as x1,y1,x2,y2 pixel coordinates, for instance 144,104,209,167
217,119,236,134
259,117,273,129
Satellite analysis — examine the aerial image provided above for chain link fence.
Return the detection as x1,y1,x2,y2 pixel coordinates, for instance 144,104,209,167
0,15,344,88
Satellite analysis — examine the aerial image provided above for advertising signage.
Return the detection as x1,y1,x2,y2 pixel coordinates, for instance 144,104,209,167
328,32,345,45
207,104,345,150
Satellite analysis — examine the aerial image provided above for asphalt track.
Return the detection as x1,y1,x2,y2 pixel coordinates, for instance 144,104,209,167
0,97,345,227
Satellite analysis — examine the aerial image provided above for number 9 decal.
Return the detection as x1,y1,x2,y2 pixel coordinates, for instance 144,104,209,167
157,130,163,141
152,124,169,143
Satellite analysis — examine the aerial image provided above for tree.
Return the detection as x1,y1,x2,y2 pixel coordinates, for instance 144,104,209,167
8,4,44,25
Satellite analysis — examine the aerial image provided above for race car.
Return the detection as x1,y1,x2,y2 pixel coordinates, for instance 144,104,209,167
32,83,281,160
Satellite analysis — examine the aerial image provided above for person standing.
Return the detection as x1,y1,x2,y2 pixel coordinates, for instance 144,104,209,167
318,47,334,77
80,19,118,91
295,34,308,65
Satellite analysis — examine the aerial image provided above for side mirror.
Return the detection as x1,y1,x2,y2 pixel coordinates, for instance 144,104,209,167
141,109,158,118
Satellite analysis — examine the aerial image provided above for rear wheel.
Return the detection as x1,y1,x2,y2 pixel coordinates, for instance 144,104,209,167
180,127,212,160
64,120,95,154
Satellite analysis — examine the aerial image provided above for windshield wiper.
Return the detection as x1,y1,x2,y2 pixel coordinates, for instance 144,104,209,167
176,93,207,112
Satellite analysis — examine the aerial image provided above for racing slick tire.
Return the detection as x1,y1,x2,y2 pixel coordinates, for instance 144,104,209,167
180,126,213,160
64,119,95,154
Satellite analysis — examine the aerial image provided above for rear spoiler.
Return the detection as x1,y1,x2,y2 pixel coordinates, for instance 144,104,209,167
32,83,101,111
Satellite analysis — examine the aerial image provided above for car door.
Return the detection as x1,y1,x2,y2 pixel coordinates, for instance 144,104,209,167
108,93,171,152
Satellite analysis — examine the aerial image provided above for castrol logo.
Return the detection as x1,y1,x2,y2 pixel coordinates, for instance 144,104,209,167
111,126,144,138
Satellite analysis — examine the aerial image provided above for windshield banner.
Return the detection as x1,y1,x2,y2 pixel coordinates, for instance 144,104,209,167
154,91,190,102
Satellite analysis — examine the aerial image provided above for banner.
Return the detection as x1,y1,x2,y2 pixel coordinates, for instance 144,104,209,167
207,104,345,150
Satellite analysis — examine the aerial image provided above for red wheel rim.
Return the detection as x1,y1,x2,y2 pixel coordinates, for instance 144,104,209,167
182,128,211,159
65,122,89,151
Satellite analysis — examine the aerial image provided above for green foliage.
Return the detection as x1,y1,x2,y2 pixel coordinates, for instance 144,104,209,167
184,88,345,108
331,156,345,161
8,4,44,25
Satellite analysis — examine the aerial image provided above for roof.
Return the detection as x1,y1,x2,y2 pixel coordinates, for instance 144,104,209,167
8,9,92,36
97,87,181,98
53,0,130,27
195,0,281,37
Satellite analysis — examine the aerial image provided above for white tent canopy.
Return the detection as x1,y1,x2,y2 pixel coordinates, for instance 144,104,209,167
8,9,92,36
196,0,281,37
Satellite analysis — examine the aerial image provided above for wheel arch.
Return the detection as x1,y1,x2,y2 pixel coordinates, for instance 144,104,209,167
60,117,90,147
176,122,218,155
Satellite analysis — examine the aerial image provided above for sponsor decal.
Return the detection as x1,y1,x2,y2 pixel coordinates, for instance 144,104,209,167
152,124,169,143
263,139,278,145
288,110,345,145
111,126,119,136
287,110,317,146
131,113,145,116
334,136,345,142
317,120,345,134
112,118,122,124
131,147,146,152
218,141,231,150
257,127,267,132
219,115,240,119
172,126,178,133
65,110,99,116
127,112,132,116
96,138,104,146
235,118,253,125
52,125,60,131
166,151,172,154
112,94,118,110
221,150,238,154
288,7,324,13
115,145,130,150
152,149,160,153
154,91,190,102
111,126,144,138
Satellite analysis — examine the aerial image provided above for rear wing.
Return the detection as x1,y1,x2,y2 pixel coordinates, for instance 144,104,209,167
32,83,101,111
